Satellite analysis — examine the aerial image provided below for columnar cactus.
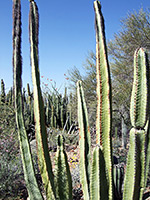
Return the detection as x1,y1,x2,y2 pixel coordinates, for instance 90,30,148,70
113,164,124,200
13,0,73,199
29,1,56,198
55,135,73,200
77,2,150,200
94,1,113,199
7,87,13,105
123,48,149,200
12,0,43,199
77,1,113,199
46,96,51,126
77,80,91,200
27,83,34,124
1,79,6,103
12,0,150,199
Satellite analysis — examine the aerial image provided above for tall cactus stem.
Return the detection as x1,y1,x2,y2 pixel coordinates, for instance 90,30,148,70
13,0,43,199
90,146,108,200
123,128,145,200
145,123,150,188
55,135,73,200
77,80,91,200
29,1,56,199
123,48,149,199
94,1,113,199
1,79,6,103
130,48,149,128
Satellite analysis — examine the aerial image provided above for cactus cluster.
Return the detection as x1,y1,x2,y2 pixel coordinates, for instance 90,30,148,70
123,48,150,200
45,88,73,131
11,0,150,199
77,1,150,200
13,0,72,199
15,82,73,137
0,80,13,106
77,1,113,199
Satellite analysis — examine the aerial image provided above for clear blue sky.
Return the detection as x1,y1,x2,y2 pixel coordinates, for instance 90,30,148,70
0,0,149,93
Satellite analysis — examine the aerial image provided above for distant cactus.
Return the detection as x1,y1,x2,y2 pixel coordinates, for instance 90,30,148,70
113,164,124,200
6,87,13,105
1,79,6,103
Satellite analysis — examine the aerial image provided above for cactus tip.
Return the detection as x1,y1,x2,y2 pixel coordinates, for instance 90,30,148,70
57,135,64,147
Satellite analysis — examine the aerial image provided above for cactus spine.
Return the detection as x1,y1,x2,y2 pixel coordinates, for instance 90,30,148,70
12,0,43,199
123,48,149,200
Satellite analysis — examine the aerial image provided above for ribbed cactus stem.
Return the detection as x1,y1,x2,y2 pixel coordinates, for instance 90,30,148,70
94,1,113,199
8,87,13,105
29,1,56,199
46,98,50,126
113,164,124,199
130,48,148,128
51,103,54,127
123,128,146,200
90,146,108,200
69,93,72,129
55,135,73,200
63,87,68,130
1,79,6,103
77,80,91,200
145,125,150,187
123,48,149,200
13,0,43,199
27,83,31,96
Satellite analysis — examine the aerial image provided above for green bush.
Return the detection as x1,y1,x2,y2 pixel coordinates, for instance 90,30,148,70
0,102,25,198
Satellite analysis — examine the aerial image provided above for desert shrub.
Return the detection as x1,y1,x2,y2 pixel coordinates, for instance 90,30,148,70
0,102,25,198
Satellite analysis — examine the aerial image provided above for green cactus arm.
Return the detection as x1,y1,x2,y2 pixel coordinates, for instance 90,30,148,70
93,1,113,199
29,1,56,199
145,124,150,188
123,128,145,200
133,129,145,200
90,146,108,200
46,98,50,126
77,80,91,200
27,83,31,96
113,164,124,199
55,135,73,200
130,48,148,128
1,79,6,103
123,128,136,200
13,0,43,199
